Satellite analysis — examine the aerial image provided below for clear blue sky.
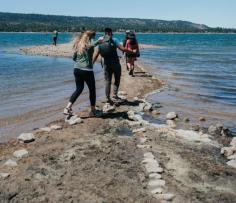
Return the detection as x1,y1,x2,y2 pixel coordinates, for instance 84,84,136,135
0,0,235,28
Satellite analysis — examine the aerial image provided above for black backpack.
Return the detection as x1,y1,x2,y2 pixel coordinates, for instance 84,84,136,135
99,37,118,59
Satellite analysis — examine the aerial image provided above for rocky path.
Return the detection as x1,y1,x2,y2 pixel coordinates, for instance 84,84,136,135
0,63,236,203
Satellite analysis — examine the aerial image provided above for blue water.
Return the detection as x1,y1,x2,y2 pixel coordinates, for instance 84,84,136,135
0,33,236,140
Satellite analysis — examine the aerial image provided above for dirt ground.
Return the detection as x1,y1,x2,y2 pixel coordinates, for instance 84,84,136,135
0,62,236,203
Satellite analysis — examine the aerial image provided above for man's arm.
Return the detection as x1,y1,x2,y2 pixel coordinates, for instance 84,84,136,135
117,45,134,54
93,49,100,64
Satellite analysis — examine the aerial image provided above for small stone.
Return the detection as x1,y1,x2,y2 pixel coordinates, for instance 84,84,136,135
144,152,155,159
133,128,146,133
142,158,158,165
221,147,235,157
140,137,147,144
150,187,164,194
208,124,223,136
65,115,83,126
13,149,29,159
4,159,18,167
0,173,10,179
230,137,236,147
154,194,175,201
227,160,236,169
192,125,200,132
127,121,142,127
149,173,162,179
148,179,166,188
199,117,206,122
145,163,164,174
137,145,152,149
39,127,51,132
184,117,190,122
166,120,177,128
166,112,178,120
102,103,115,113
152,110,160,115
50,125,62,130
118,91,127,96
18,133,35,143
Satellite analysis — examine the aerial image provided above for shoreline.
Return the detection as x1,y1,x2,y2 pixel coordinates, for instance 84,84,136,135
0,44,236,202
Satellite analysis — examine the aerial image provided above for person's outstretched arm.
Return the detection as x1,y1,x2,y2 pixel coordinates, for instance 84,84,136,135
117,45,134,54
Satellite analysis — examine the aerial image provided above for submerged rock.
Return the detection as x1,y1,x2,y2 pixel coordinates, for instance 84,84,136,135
13,149,29,159
4,159,18,167
139,102,153,112
166,112,178,120
184,117,190,123
18,133,35,143
199,117,206,122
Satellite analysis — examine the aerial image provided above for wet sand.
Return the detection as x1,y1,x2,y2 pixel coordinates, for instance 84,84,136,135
0,45,236,203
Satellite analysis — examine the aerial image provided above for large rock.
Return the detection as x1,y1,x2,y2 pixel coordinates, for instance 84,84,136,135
4,159,18,167
65,115,83,126
208,124,223,136
166,112,178,120
13,149,29,159
18,133,35,143
227,160,236,169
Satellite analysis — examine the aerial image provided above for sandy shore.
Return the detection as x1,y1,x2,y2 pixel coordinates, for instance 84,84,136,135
0,45,236,202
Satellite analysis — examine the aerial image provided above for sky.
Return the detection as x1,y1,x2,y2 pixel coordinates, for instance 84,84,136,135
0,0,236,28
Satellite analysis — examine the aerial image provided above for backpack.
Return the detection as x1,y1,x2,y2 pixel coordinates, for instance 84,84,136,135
98,37,118,60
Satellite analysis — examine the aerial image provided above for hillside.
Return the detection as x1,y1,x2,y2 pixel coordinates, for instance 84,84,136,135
0,12,235,33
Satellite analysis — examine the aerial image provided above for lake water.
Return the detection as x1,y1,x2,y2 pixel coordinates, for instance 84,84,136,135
0,33,236,141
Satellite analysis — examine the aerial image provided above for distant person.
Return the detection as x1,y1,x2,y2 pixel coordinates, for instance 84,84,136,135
93,28,134,104
123,30,131,70
125,32,140,77
52,30,58,46
64,30,102,117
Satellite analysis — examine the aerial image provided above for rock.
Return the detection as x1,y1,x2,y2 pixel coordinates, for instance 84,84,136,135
192,125,200,132
137,145,152,149
118,91,127,96
152,103,162,109
18,133,35,143
144,152,155,159
221,147,235,157
227,154,236,160
39,127,51,132
227,160,236,169
145,163,164,174
65,115,83,126
154,194,175,201
166,112,178,120
199,117,206,122
4,159,18,167
166,120,177,128
152,110,160,115
133,128,146,133
150,187,164,194
102,103,115,113
184,117,190,122
142,158,158,165
140,137,147,144
0,173,10,179
230,137,236,147
149,173,162,179
127,121,142,127
117,95,127,100
139,102,153,112
50,125,62,130
13,149,29,159
208,124,223,136
148,179,166,188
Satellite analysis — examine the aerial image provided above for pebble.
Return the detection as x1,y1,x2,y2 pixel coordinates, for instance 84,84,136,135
227,159,236,169
18,133,35,143
144,152,155,159
65,115,83,126
154,194,175,201
145,164,164,174
133,128,146,133
4,159,18,167
227,154,236,160
152,110,160,115
140,137,147,144
184,117,190,122
50,125,63,130
0,173,10,179
166,112,178,120
142,158,159,165
137,145,152,149
208,124,223,136
118,91,127,96
166,120,177,128
127,121,142,127
13,149,29,159
221,147,235,157
199,117,206,122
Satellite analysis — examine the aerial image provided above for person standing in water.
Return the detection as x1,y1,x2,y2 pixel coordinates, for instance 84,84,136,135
64,31,102,117
52,30,58,46
125,32,140,77
93,28,134,104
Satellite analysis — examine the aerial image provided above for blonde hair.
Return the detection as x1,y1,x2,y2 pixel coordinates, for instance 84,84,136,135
73,30,96,55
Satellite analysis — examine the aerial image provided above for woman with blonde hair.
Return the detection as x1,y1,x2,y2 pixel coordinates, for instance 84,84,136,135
64,30,102,117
